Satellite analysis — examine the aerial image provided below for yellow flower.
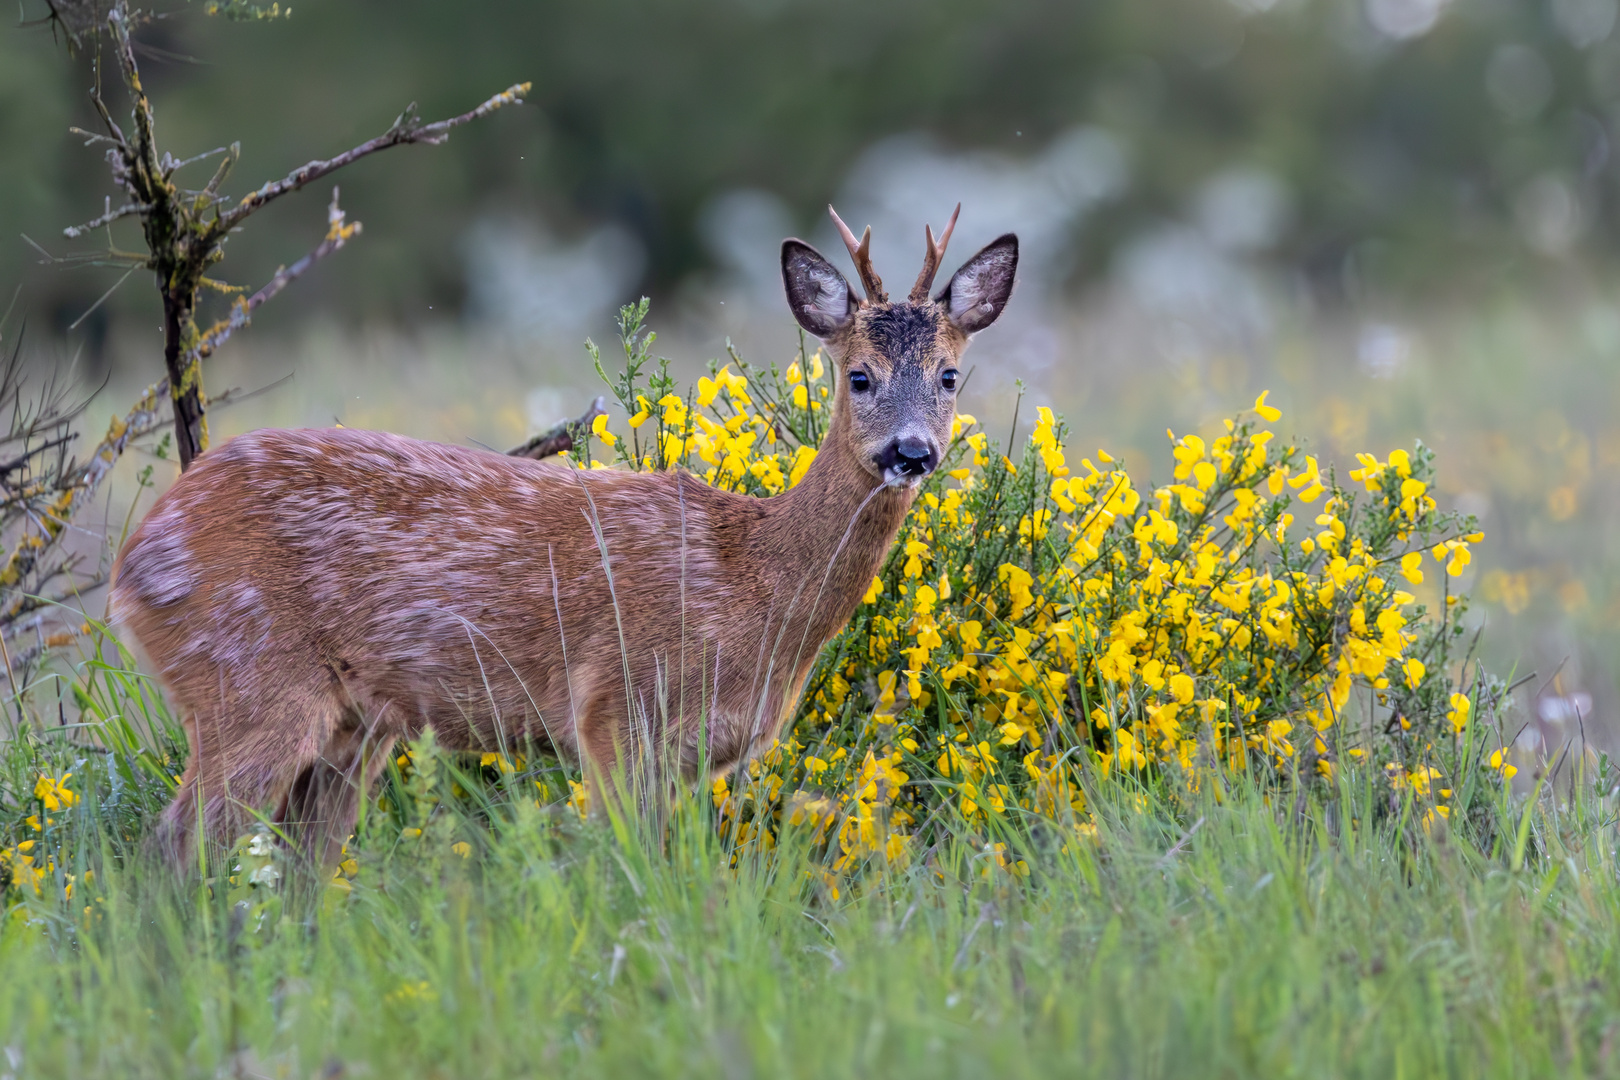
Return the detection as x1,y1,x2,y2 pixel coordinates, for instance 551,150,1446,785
997,563,1036,619
1287,456,1324,503
1169,672,1195,705
788,445,817,488
1399,551,1424,585
1252,390,1282,423
1402,658,1426,689
567,779,590,819
590,413,617,447
627,395,651,428
903,538,930,578
862,576,883,604
34,774,76,811
1490,749,1518,780
1446,693,1471,734
1169,432,1205,480
696,371,725,407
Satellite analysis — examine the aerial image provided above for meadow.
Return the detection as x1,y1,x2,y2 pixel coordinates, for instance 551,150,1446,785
0,301,1607,1078
2,740,1618,1079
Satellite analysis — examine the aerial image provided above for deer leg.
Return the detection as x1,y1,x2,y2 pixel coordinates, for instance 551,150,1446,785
154,712,240,872
280,713,396,869
577,693,636,817
155,675,347,872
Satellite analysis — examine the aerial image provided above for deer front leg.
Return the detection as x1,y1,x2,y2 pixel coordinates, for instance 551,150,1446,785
575,692,629,817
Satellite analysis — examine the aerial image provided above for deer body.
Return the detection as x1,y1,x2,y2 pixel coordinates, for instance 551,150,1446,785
111,206,1017,866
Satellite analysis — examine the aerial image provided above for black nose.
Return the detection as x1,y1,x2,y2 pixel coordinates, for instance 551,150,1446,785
880,436,938,477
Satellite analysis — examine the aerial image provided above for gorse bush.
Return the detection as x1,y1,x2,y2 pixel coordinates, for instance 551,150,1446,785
573,302,1501,879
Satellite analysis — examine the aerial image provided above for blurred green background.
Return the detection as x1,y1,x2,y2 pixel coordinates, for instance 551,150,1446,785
1,0,1616,749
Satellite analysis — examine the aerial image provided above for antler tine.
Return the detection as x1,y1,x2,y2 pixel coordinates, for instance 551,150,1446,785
909,202,962,303
827,204,886,304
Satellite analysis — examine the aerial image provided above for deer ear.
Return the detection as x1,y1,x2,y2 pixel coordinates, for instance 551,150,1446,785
782,240,857,338
937,234,1018,335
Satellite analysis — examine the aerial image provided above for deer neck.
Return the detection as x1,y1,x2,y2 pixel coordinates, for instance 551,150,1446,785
753,415,915,644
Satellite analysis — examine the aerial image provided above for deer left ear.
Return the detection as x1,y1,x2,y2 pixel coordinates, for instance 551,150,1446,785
782,239,857,338
937,234,1018,335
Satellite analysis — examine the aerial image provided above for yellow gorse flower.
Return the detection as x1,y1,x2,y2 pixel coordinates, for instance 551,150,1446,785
34,774,77,811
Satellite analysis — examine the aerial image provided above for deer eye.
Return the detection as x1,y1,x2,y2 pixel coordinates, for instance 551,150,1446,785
848,370,871,393
941,369,959,391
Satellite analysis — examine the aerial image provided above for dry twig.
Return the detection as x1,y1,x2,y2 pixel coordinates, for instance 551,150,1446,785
508,397,610,461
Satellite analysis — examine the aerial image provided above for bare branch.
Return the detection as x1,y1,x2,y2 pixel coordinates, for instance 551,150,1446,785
509,397,609,461
107,9,164,205
162,144,230,177
0,433,78,477
87,84,129,151
63,198,150,238
191,188,361,363
201,141,240,201
68,126,123,148
217,82,531,232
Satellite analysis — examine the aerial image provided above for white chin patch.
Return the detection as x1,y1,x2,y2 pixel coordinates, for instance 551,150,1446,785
884,468,928,488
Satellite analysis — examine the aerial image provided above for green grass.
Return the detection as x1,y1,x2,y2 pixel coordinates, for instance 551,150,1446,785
2,720,1619,1079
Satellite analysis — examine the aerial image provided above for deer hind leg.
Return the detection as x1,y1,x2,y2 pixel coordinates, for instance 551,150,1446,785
280,711,397,869
154,673,349,872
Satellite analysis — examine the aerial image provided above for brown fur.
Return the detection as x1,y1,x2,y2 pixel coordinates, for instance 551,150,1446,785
109,213,1018,867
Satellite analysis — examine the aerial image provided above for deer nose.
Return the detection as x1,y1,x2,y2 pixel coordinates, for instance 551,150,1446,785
881,435,938,478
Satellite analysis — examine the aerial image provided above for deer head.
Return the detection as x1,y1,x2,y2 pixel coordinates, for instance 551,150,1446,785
780,205,1018,487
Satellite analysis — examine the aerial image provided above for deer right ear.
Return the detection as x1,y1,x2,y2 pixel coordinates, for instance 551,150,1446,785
782,240,857,338
937,234,1018,335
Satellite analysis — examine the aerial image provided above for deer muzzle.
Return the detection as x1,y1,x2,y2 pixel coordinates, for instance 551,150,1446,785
877,435,939,485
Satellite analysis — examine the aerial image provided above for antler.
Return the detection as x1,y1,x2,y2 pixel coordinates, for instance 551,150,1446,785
828,205,887,305
908,202,961,303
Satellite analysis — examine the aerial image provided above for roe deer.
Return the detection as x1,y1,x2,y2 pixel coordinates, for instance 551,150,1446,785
110,205,1018,867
